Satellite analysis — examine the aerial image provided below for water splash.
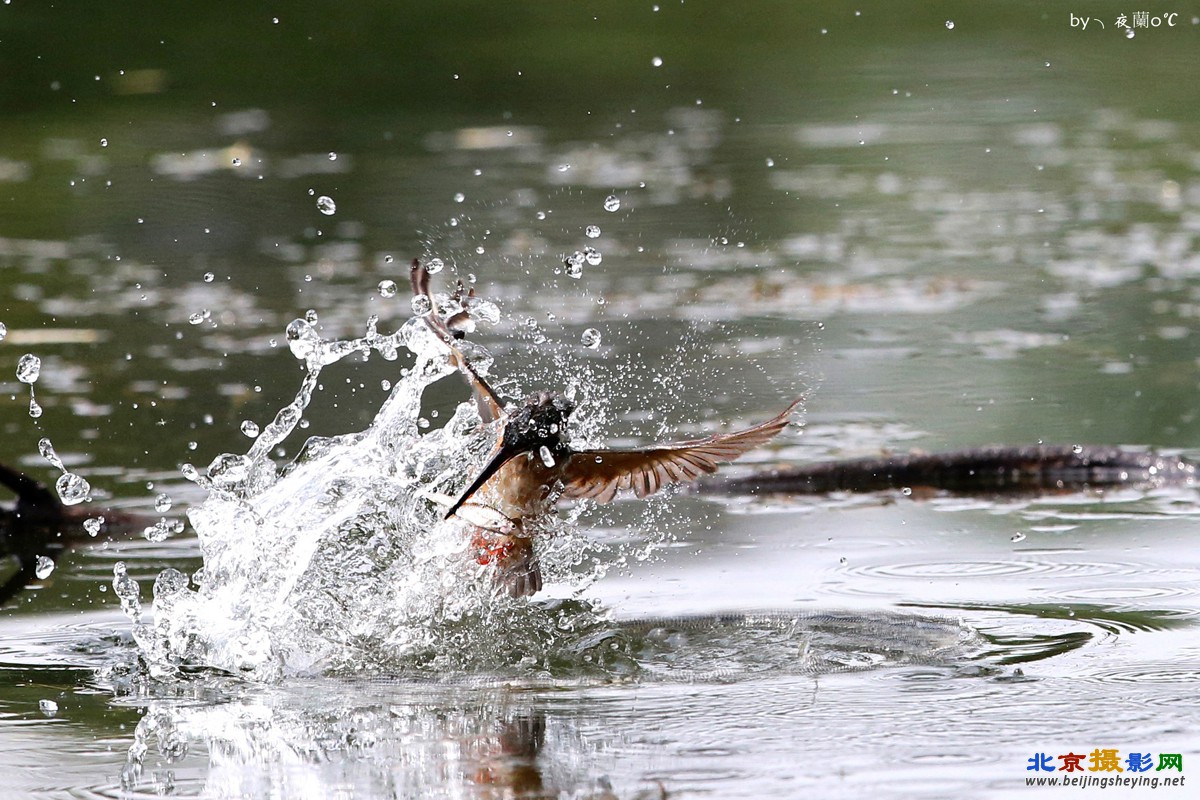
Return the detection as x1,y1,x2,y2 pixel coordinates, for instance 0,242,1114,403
122,299,610,682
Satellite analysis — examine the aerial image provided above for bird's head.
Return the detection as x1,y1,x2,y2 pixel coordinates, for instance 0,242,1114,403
501,391,575,453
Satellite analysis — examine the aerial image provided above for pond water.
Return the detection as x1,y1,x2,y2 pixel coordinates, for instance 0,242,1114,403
2,2,1199,798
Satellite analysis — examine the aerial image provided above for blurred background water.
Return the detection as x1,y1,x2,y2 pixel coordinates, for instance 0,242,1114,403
2,2,1200,798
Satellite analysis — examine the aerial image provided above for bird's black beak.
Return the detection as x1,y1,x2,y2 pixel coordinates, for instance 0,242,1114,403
444,442,520,519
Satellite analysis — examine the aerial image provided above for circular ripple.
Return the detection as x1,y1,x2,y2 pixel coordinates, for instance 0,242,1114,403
1083,663,1200,686
847,559,1151,581
1043,584,1198,603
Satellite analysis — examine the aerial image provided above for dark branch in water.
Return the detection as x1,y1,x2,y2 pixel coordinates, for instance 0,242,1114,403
694,445,1199,496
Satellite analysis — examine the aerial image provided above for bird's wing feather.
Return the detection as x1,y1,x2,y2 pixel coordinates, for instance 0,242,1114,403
559,399,801,502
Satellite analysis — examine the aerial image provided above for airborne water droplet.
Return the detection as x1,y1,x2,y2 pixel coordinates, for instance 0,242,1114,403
84,517,104,537
564,251,585,279
38,437,66,471
316,195,336,215
538,445,556,468
35,555,55,579
0,322,7,341
410,294,433,316
581,328,602,349
29,398,43,418
472,301,500,324
603,195,620,212
55,472,91,505
583,246,602,266
154,493,172,513
16,353,41,384
39,699,58,717
143,519,173,542
585,224,601,239
426,257,444,274
378,280,398,298
240,419,260,438
945,20,955,30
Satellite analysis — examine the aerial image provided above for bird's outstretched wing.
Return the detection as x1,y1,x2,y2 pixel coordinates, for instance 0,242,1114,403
558,399,801,503
410,259,505,423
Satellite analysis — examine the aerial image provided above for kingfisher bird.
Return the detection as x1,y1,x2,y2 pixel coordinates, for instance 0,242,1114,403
410,261,800,597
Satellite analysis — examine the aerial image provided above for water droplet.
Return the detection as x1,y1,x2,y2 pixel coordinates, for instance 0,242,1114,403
143,519,173,542
472,301,501,324
0,322,7,341
581,328,602,349
188,310,211,325
113,561,139,598
538,445,556,468
316,195,336,215
328,152,337,161
945,20,955,29
378,280,398,298
766,157,775,167
154,493,172,513
383,254,394,264
454,192,465,203
426,257,444,274
603,195,620,212
304,309,319,324
35,555,55,579
203,272,215,283
1072,444,1083,454
410,294,433,316
38,437,65,471
651,56,663,67
1125,28,1135,39
380,379,392,391
39,699,58,716
556,164,571,173
232,157,242,166
28,398,42,418
1011,531,1027,543
564,250,585,278
84,517,104,537
583,246,602,266
240,419,260,438
100,138,108,147
16,353,41,384
55,473,91,505
585,224,601,239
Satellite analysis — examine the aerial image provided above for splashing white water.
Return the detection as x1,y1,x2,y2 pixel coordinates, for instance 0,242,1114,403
125,301,606,681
